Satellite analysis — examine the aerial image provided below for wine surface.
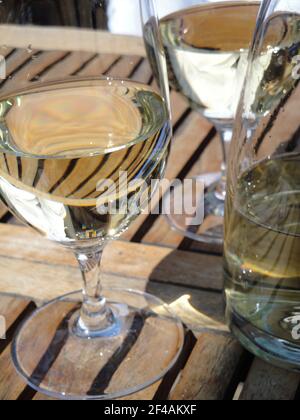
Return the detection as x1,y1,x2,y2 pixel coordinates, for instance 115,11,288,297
0,78,170,245
158,1,259,123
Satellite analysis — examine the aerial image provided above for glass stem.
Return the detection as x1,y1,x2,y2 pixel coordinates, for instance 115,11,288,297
215,126,233,201
73,247,115,337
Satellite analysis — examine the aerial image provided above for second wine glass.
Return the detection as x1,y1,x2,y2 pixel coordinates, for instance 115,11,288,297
146,0,260,246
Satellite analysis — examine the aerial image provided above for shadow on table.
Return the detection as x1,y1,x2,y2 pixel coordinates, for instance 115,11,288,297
145,248,227,333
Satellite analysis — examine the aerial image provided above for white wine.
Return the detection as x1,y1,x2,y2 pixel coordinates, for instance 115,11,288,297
224,8,300,351
158,2,259,124
0,78,171,246
224,7,300,367
225,155,300,343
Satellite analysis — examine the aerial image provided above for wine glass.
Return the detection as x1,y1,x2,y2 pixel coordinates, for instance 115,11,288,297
146,0,260,246
0,0,184,400
225,0,300,370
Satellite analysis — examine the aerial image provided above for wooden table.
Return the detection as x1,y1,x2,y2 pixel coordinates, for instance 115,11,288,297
0,41,300,401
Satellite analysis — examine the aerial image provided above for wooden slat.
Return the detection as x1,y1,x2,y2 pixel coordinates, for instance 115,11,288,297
169,90,190,126
0,50,68,95
0,225,227,401
0,263,225,332
0,296,34,400
76,54,119,77
1,51,145,97
120,383,161,401
0,223,223,293
0,204,8,221
0,273,225,335
130,59,152,84
2,49,39,80
239,359,300,400
0,293,163,401
142,133,220,249
0,339,162,401
170,333,243,400
0,25,146,57
33,394,58,400
0,49,49,221
123,112,212,242
0,293,227,401
0,297,76,401
0,223,226,332
107,241,223,291
33,381,160,400
0,346,29,400
39,51,96,81
0,47,15,59
29,310,180,399
105,55,142,78
177,133,224,255
0,296,29,330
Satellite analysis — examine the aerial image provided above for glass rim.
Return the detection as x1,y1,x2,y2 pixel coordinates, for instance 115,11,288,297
0,76,170,160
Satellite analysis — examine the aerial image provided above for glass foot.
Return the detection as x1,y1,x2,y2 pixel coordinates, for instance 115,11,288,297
12,289,184,400
164,172,224,246
230,309,300,372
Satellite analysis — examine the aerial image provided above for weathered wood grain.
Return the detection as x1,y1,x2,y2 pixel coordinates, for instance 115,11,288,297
0,224,223,292
239,359,300,401
0,284,225,400
0,25,146,57
39,51,97,81
0,224,225,331
0,295,29,330
123,112,212,242
130,59,152,84
0,293,162,401
106,55,142,78
75,54,119,77
0,47,15,58
1,49,39,83
0,346,29,400
1,50,69,94
142,132,220,249
33,393,56,400
33,382,161,400
0,204,8,220
0,296,34,400
0,263,225,332
170,333,243,400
